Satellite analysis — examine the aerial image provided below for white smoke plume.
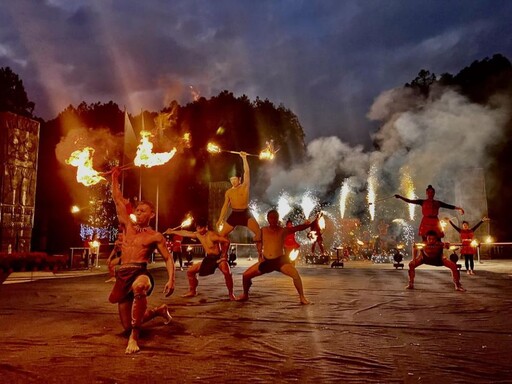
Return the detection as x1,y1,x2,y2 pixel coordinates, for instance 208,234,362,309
263,87,509,222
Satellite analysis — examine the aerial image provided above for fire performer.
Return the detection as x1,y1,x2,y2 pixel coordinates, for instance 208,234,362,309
237,209,317,305
216,151,262,256
165,218,234,300
395,185,464,240
448,217,489,275
308,220,326,256
108,167,175,354
406,231,465,292
284,219,301,260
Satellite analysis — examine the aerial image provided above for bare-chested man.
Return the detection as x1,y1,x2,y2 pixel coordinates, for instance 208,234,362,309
406,230,465,292
109,167,175,354
237,209,317,305
216,152,262,256
166,218,234,300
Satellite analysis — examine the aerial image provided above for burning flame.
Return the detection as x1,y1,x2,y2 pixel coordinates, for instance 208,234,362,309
309,231,318,243
129,213,137,223
134,130,176,167
71,205,80,214
186,245,193,252
356,239,365,246
289,249,299,261
485,236,493,244
470,239,479,247
259,141,278,160
66,147,106,186
367,164,377,221
415,243,425,249
440,220,448,230
180,215,193,228
207,142,222,154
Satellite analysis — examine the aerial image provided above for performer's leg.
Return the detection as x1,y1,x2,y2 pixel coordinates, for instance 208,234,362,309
127,275,152,354
237,263,262,301
218,260,235,300
468,255,475,274
142,304,172,325
247,218,262,256
406,257,422,289
280,263,310,304
442,258,465,291
118,301,133,332
219,222,235,238
464,254,470,273
182,262,201,297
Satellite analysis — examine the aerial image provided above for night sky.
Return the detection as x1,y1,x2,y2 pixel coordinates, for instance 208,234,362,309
1,0,511,146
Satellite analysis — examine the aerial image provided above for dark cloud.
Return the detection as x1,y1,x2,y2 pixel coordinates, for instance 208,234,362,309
1,0,511,145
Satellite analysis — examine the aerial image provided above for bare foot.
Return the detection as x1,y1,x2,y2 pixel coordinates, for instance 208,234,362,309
156,304,172,324
236,293,249,302
300,296,310,305
105,277,116,283
455,285,466,292
470,270,475,275
125,336,140,354
182,291,197,298
228,293,236,301
405,283,414,290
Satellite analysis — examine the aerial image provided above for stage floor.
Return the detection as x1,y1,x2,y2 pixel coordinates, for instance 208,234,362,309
1,259,512,383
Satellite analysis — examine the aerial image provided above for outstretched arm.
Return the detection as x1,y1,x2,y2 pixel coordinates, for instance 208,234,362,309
448,219,461,233
240,151,250,185
164,229,197,239
394,195,422,205
111,167,130,227
471,217,489,232
439,200,464,215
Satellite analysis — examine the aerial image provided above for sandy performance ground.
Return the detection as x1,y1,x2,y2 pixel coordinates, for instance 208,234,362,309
1,259,512,383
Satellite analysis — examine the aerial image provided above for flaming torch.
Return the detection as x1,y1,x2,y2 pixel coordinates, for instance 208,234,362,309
134,130,176,167
171,215,194,230
66,147,106,186
207,141,278,161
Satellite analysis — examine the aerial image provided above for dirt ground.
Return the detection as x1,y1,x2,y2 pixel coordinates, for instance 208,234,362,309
1,258,512,384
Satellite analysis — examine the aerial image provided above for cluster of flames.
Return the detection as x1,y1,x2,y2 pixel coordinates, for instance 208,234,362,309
67,131,276,186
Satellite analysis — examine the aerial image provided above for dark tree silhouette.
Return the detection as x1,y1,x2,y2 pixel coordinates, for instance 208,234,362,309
0,66,35,118
405,69,437,97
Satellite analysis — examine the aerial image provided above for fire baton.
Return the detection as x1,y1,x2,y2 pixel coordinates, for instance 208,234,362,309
368,195,396,205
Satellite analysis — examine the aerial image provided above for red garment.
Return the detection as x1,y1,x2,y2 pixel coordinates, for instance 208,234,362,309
460,230,476,255
171,235,183,253
284,232,300,250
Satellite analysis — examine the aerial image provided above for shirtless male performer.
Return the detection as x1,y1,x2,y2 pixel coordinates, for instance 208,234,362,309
109,167,175,354
165,218,234,300
237,209,318,305
217,151,261,256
